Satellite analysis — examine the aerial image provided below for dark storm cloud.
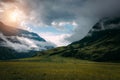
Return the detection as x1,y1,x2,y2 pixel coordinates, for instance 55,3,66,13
19,0,86,25
1,0,120,42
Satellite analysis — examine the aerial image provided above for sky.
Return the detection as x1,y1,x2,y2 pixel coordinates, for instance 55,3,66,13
0,0,120,46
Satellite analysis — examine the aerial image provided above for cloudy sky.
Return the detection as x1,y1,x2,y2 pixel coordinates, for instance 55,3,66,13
0,0,120,46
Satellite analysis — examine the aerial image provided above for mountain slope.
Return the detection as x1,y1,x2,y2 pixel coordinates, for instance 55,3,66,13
0,21,54,60
38,17,120,62
68,29,120,61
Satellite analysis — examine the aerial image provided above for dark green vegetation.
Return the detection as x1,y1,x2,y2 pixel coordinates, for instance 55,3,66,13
0,56,120,80
0,47,36,60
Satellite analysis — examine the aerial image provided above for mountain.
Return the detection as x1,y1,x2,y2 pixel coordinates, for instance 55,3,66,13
38,17,120,62
0,21,45,41
0,21,54,60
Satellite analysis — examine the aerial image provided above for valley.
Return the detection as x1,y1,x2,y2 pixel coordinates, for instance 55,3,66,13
0,1,120,80
0,56,120,80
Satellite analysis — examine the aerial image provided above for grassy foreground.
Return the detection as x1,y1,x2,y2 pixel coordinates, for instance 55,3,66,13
0,56,120,80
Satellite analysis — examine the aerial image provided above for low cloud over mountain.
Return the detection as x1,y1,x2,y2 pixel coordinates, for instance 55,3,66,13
0,22,55,52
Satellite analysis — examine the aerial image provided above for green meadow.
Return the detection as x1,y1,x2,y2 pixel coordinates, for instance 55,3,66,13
0,56,120,80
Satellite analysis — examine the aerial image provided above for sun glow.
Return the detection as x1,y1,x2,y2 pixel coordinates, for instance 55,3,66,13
1,7,26,27
9,10,18,22
7,9,25,26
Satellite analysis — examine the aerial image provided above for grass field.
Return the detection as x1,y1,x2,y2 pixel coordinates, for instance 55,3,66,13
0,56,120,80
